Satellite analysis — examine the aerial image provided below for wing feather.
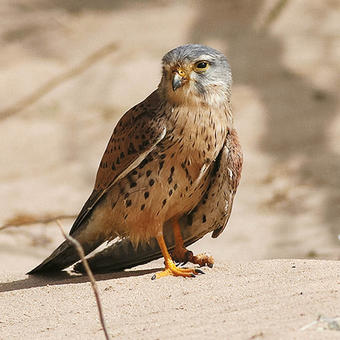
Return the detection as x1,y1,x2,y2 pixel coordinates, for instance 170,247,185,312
69,90,166,235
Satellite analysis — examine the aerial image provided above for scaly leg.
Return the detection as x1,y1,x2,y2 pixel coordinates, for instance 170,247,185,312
151,232,203,280
171,218,214,268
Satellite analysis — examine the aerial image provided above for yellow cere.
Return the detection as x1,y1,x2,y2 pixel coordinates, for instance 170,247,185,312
177,68,186,77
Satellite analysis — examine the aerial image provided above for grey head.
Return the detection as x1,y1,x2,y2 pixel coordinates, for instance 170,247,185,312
159,44,232,107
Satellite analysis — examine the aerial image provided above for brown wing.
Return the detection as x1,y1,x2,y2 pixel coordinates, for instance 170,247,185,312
210,129,243,237
69,90,166,235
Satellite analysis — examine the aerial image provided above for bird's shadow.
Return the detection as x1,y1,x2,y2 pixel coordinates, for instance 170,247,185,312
0,267,161,293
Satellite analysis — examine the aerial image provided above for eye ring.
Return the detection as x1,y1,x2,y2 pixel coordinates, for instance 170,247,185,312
194,61,210,72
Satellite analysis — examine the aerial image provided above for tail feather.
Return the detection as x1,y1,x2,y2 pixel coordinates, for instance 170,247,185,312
27,240,79,274
27,237,104,275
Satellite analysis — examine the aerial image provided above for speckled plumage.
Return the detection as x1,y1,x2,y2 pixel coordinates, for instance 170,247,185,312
28,44,242,276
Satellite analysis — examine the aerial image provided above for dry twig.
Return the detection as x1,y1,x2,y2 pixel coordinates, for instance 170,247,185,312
0,42,118,120
261,0,290,31
56,220,110,340
0,213,76,231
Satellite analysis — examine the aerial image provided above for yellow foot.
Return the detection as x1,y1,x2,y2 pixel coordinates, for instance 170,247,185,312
151,259,204,280
171,247,214,268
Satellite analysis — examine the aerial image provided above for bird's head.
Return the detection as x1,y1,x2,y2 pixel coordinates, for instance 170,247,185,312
159,44,232,107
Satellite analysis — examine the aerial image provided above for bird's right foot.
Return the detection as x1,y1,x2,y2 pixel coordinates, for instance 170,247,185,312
171,246,214,268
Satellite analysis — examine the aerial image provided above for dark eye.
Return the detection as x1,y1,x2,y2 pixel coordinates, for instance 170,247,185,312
194,61,209,72
196,62,207,68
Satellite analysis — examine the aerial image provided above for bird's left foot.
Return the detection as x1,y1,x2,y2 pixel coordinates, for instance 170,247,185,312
172,246,214,268
151,258,204,280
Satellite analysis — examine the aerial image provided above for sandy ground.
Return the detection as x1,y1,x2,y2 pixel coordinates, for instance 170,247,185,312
0,0,339,339
1,260,339,340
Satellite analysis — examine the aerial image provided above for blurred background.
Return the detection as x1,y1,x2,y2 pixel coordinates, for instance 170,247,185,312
0,0,339,273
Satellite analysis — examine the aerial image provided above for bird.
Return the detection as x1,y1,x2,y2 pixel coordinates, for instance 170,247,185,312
28,44,243,279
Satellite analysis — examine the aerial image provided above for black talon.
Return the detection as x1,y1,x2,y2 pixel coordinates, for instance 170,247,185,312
190,273,196,278
195,269,205,275
207,263,214,268
151,274,156,280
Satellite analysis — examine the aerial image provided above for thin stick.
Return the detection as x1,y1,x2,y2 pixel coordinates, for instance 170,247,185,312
261,0,289,31
56,220,110,340
0,214,76,231
0,42,118,121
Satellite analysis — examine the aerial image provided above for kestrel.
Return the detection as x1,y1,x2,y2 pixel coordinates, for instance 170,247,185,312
28,44,242,279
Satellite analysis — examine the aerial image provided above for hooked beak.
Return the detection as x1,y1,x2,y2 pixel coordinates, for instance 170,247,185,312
172,72,184,91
